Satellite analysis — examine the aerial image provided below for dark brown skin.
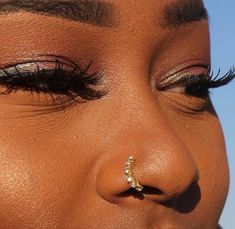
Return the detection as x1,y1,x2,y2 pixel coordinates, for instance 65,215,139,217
0,0,229,228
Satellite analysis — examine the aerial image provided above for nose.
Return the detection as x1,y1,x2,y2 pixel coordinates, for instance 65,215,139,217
96,96,199,204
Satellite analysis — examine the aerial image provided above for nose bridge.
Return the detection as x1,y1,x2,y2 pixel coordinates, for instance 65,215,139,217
113,70,161,130
96,86,199,204
113,77,172,143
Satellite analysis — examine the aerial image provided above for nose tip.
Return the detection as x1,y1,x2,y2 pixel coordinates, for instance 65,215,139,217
96,147,200,204
147,161,200,202
127,153,200,203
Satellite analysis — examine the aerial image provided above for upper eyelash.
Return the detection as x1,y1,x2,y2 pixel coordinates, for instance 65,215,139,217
205,67,235,88
158,67,235,91
1,55,234,103
0,55,107,102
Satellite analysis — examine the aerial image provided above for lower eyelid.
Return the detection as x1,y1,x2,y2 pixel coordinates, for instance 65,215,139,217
159,91,211,113
163,86,186,94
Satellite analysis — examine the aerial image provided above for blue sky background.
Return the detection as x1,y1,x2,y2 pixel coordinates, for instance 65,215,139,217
204,1,235,228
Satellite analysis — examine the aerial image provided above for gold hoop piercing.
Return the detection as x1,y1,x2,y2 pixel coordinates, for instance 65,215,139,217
125,156,143,192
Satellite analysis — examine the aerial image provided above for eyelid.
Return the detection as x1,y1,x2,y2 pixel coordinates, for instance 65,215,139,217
0,59,77,75
0,56,107,108
156,67,235,100
157,72,209,91
156,62,210,82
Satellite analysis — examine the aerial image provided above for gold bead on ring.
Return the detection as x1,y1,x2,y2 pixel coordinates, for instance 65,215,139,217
125,156,143,192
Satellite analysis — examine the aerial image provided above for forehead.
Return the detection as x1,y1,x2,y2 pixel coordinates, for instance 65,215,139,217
0,0,210,66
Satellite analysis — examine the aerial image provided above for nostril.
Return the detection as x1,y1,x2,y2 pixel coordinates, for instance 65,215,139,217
118,189,145,200
117,186,163,200
163,182,201,213
142,186,163,196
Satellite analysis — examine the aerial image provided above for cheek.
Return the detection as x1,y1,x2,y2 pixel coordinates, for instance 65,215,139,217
197,127,229,223
0,146,42,226
176,116,229,224
158,98,229,224
0,137,87,228
0,102,101,227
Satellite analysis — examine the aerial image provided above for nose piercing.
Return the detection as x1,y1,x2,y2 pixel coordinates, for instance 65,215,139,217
125,156,143,192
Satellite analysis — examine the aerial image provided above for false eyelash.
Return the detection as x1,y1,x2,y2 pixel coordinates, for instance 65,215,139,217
158,67,235,95
0,55,107,102
177,67,235,88
205,67,235,88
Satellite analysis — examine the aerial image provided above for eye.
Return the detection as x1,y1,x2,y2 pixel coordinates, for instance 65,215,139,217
157,68,235,98
156,68,235,112
160,74,211,98
0,55,107,109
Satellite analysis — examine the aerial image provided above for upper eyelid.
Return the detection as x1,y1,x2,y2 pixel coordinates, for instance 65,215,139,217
157,67,235,91
157,63,210,81
157,73,209,90
0,55,106,89
0,57,100,87
0,60,78,74
0,57,107,102
0,54,91,72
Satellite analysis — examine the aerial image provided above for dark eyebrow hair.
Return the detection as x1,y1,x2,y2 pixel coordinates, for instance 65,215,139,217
0,0,115,27
162,0,208,28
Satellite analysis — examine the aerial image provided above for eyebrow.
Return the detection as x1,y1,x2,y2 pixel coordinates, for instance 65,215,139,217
162,0,208,28
0,0,115,27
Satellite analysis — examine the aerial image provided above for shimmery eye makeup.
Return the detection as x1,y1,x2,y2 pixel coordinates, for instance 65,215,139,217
0,55,107,104
0,54,234,113
157,67,235,98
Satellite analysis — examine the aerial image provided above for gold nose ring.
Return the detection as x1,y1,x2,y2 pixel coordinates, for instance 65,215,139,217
125,156,143,192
